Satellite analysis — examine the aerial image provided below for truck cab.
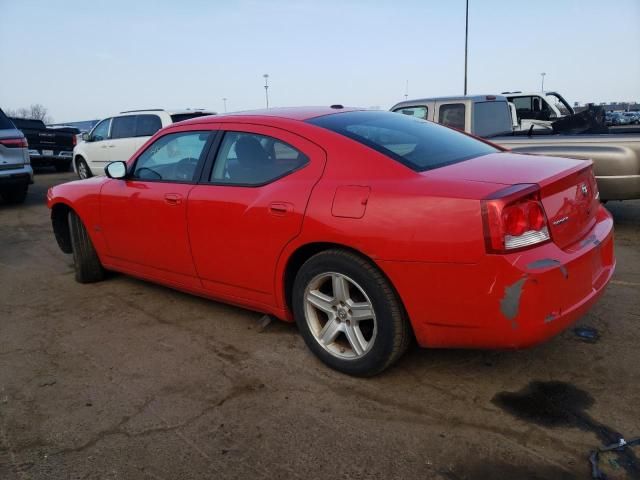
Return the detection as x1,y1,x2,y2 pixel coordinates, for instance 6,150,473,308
392,95,515,137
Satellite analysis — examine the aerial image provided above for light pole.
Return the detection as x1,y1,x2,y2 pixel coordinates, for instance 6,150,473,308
464,0,469,95
404,79,409,100
263,74,269,108
540,72,546,92
222,98,227,113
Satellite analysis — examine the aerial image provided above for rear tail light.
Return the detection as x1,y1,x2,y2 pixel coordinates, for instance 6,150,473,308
72,135,77,147
0,137,28,148
481,184,551,253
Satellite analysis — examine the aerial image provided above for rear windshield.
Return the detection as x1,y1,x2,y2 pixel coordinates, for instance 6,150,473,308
170,112,213,123
308,110,498,172
0,109,15,130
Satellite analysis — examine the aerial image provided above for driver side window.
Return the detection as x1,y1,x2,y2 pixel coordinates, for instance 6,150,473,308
132,131,211,182
91,118,111,142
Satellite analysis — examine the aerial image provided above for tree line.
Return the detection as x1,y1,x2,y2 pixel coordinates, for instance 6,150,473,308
5,104,52,124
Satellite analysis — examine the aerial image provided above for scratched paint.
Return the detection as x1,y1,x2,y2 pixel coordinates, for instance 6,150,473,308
526,258,568,279
500,277,527,328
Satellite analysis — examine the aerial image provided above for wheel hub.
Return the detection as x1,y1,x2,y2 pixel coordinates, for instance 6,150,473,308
304,272,377,360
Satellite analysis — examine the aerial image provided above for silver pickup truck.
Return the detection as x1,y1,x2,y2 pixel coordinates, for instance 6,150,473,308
390,95,640,201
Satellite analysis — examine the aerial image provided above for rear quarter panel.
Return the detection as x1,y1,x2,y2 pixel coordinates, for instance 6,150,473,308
274,128,506,311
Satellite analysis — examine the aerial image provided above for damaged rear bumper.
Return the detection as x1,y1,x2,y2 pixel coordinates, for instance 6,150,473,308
380,206,615,349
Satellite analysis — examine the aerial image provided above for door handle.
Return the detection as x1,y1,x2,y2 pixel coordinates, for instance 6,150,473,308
269,202,292,216
164,193,182,206
107,144,115,148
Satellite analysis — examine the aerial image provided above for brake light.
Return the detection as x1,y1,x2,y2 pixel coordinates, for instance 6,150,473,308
0,137,28,148
72,135,77,147
481,184,551,253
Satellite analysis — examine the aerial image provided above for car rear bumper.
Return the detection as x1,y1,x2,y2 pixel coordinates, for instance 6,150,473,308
0,166,34,188
596,174,640,201
29,149,73,165
380,205,615,349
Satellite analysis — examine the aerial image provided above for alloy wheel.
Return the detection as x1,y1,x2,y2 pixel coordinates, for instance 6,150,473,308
78,161,89,179
304,272,377,360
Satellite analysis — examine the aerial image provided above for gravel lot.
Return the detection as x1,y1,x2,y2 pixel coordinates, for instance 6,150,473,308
1,171,639,479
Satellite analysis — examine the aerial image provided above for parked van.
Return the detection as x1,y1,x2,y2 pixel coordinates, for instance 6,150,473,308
73,109,215,178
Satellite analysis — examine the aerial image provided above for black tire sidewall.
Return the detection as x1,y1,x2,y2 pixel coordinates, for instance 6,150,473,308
293,251,401,376
77,158,91,179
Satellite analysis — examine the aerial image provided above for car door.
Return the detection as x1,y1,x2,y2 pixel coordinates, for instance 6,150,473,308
100,128,215,288
85,117,112,173
107,115,139,163
187,124,326,307
134,114,163,151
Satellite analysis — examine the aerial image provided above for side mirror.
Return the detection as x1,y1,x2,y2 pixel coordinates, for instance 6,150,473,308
105,161,127,179
81,132,90,142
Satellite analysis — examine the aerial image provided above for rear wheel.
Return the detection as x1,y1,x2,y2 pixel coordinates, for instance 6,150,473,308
293,249,411,376
1,186,28,204
76,157,92,179
69,211,104,283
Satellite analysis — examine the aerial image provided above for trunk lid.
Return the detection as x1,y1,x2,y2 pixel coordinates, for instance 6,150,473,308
426,152,598,249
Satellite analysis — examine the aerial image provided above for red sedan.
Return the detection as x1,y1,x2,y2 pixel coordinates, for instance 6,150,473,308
47,107,615,376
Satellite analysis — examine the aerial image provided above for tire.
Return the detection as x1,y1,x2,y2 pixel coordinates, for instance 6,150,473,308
293,249,411,376
55,160,72,172
76,157,92,179
68,211,104,283
1,187,28,204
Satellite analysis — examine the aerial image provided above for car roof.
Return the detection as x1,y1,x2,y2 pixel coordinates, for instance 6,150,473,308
177,106,364,125
392,95,508,109
117,108,217,115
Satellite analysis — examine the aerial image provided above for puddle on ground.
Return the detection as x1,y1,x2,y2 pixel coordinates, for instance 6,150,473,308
492,381,639,478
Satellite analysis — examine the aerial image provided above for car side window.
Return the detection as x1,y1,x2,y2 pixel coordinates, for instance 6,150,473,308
132,131,211,182
438,104,465,130
111,116,137,139
210,132,308,186
136,115,162,137
90,118,111,141
396,106,428,120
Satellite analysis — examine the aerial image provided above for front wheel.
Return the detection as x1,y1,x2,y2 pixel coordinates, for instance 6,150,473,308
293,249,411,376
69,211,104,283
76,157,92,179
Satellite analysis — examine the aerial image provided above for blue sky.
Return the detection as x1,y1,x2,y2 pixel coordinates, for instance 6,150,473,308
1,0,638,122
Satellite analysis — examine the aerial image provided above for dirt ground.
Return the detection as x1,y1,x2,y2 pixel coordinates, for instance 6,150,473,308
1,171,639,480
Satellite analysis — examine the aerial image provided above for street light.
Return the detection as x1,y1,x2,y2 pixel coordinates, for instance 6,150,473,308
222,98,227,113
263,74,269,108
540,72,546,92
464,0,469,95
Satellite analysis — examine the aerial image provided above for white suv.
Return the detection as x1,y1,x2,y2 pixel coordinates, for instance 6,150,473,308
73,109,216,178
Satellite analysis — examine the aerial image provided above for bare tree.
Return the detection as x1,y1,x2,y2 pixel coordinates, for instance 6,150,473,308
5,104,53,123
